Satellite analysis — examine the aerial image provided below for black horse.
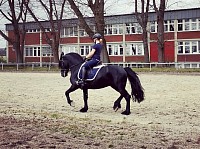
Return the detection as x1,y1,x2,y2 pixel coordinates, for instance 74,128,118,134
59,52,144,115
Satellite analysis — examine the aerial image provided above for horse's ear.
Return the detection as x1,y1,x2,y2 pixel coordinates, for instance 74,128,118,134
60,52,64,60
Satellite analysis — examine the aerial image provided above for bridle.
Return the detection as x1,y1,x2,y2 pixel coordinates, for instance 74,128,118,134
60,59,83,72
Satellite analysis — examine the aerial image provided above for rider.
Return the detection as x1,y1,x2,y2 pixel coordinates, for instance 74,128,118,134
77,33,103,88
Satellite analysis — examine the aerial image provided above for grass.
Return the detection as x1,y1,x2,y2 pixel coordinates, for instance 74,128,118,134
0,64,200,73
0,65,59,72
133,67,200,73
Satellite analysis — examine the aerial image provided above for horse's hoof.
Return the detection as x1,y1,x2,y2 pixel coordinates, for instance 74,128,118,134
113,103,121,111
121,111,131,115
114,107,119,112
80,108,88,112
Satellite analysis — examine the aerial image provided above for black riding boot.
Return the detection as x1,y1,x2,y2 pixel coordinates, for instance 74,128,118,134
80,67,87,89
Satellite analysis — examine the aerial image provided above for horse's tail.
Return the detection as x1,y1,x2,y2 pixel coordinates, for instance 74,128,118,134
124,67,144,103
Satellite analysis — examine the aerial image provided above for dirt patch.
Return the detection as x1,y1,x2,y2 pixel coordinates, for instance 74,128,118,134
0,72,200,148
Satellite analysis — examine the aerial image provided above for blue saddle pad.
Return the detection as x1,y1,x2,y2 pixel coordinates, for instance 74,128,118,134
78,63,104,81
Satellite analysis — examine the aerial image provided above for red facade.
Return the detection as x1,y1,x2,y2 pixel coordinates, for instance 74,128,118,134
6,29,200,63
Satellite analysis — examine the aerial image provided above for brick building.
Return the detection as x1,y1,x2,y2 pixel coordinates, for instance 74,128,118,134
5,8,200,63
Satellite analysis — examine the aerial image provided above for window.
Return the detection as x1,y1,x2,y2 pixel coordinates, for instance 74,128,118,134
126,23,142,34
192,41,197,53
119,45,123,55
26,29,40,33
185,41,190,53
150,21,156,33
80,45,92,56
178,42,183,53
191,19,197,30
185,19,190,31
164,20,174,32
45,28,51,32
126,43,144,56
198,19,200,30
178,41,200,54
61,45,77,54
42,46,53,56
79,29,87,37
108,45,112,55
62,27,78,37
25,46,43,57
107,44,125,56
105,24,112,35
126,23,136,34
164,21,168,32
105,24,124,35
178,19,198,31
198,41,200,53
169,20,174,31
178,19,183,31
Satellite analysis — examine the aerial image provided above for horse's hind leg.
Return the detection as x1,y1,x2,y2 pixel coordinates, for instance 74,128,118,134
113,95,123,111
121,91,131,115
112,85,131,115
80,88,88,112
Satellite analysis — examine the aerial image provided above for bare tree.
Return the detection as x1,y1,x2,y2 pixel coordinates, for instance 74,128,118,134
153,0,166,63
0,0,27,63
24,0,67,63
67,0,110,63
135,0,150,63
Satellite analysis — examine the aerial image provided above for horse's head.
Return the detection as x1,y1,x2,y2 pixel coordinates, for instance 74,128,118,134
59,52,69,77
59,52,84,77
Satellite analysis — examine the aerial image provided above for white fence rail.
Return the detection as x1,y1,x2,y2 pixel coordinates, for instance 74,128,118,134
0,62,58,71
0,62,200,71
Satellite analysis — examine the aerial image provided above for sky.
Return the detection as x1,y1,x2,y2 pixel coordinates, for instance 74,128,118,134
0,0,200,48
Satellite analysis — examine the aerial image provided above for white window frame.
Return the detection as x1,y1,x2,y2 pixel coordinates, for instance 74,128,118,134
150,21,157,33
178,41,200,54
164,20,175,32
61,26,78,37
80,45,92,56
25,46,42,57
42,46,53,57
126,43,144,56
60,45,77,54
107,44,124,56
104,24,124,35
125,23,142,34
178,19,198,32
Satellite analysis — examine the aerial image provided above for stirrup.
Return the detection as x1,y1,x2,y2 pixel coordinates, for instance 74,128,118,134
76,79,86,86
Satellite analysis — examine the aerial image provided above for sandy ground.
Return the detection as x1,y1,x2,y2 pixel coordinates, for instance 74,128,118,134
0,72,200,149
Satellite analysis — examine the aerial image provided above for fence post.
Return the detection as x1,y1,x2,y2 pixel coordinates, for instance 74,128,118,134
32,64,34,71
1,63,3,70
49,63,51,71
17,64,19,71
150,63,152,71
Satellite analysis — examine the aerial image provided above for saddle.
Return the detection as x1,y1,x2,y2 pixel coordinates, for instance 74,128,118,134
77,62,104,81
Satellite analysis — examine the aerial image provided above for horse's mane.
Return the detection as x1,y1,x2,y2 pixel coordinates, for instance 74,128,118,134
64,52,83,62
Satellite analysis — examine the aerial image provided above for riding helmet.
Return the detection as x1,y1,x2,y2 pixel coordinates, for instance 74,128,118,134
92,33,102,39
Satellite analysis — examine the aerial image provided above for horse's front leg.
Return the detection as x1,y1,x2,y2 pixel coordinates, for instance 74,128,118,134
80,88,88,112
65,85,78,106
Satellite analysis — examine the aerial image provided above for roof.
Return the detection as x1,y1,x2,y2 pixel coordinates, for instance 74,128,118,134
5,7,200,31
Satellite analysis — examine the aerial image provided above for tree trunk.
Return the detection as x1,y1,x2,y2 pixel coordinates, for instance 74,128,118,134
157,17,165,63
67,0,110,63
142,30,149,63
153,0,166,63
135,0,150,63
